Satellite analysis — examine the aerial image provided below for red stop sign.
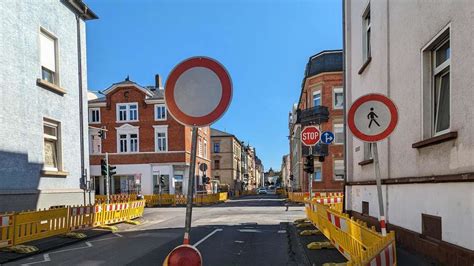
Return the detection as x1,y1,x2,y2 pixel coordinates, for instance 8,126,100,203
164,245,202,266
301,126,321,146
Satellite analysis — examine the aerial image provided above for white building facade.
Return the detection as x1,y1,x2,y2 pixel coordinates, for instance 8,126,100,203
0,1,97,211
344,0,474,263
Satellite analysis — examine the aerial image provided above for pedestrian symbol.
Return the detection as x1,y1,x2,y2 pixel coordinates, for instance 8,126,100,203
320,131,335,145
367,107,380,128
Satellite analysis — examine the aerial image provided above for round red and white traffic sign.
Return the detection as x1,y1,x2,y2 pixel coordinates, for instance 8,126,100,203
165,57,232,127
164,244,202,266
301,126,321,146
348,93,398,142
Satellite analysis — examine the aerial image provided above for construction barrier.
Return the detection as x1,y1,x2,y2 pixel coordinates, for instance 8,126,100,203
0,213,14,248
144,193,229,207
95,194,138,203
305,197,397,265
288,192,309,203
0,199,146,250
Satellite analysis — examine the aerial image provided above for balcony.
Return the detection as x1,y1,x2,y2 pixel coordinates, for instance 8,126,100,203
302,143,329,157
299,106,329,125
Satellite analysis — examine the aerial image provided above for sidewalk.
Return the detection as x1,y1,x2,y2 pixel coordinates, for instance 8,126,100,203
0,228,111,264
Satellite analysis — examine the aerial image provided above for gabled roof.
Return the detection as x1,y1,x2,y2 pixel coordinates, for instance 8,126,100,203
102,78,154,97
211,128,234,137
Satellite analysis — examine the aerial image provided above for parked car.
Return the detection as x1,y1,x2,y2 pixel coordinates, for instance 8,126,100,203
257,188,267,194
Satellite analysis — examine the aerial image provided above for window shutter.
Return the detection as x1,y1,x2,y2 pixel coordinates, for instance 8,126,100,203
40,32,56,71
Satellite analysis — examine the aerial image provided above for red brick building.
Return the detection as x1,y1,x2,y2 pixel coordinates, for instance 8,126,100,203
289,50,344,193
88,76,211,195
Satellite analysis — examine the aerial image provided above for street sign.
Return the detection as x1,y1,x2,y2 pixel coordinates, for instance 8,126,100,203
301,126,321,146
348,93,398,142
199,163,208,172
165,57,233,127
164,244,202,266
320,131,335,144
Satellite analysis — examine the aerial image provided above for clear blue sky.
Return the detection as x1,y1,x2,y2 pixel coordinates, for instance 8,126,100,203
85,0,342,171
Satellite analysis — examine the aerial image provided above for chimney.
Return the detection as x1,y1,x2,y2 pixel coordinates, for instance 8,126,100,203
155,74,162,89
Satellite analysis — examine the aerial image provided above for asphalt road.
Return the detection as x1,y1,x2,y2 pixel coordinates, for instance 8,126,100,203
8,194,307,266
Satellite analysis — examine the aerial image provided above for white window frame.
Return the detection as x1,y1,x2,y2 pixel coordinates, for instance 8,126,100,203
362,3,371,62
421,24,451,139
333,122,344,145
198,138,203,157
213,142,220,153
89,129,102,154
333,87,343,109
154,104,167,121
203,139,208,158
312,90,321,107
43,118,62,171
334,159,345,181
116,124,139,153
116,103,139,122
39,27,59,85
313,162,322,182
432,39,451,136
89,108,101,124
154,125,168,152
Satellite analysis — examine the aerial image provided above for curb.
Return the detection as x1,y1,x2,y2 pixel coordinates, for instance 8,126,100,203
287,222,312,265
0,229,112,264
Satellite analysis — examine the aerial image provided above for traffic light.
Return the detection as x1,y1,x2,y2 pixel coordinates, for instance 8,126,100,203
160,175,166,185
101,159,107,176
290,174,294,181
303,155,314,174
108,164,116,177
98,131,104,139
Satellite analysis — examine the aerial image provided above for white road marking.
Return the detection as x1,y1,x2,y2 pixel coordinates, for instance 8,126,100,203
238,229,261,233
21,254,50,265
90,233,123,243
193,228,223,247
277,230,286,233
50,241,93,254
234,240,245,243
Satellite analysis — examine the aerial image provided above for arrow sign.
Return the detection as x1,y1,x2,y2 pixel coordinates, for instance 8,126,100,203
320,131,335,144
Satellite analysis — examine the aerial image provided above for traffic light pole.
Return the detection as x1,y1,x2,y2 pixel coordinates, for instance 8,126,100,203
184,126,198,245
106,152,110,204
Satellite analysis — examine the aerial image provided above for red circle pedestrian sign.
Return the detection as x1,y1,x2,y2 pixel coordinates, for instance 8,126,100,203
165,57,232,127
348,94,398,142
301,126,321,146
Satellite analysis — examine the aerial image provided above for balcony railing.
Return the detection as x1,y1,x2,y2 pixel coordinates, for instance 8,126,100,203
299,106,329,125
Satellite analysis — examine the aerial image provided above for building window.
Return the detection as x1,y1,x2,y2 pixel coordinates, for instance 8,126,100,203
89,130,101,154
364,142,373,160
155,104,167,121
154,125,168,152
214,160,220,169
40,29,58,84
314,165,322,182
362,201,369,215
198,139,202,157
118,133,139,153
422,214,442,241
89,108,100,123
432,39,450,135
43,119,61,170
116,103,138,122
334,123,344,144
334,160,344,180
213,142,220,153
362,4,371,62
313,91,321,107
333,87,343,109
203,140,208,158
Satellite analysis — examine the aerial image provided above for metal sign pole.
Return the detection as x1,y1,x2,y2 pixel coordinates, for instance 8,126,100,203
184,126,198,245
372,142,387,236
106,152,110,204
309,146,313,200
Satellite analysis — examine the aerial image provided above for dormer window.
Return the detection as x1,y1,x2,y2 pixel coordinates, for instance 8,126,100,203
117,103,138,122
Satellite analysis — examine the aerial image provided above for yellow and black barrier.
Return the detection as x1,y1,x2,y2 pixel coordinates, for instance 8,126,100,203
305,197,397,265
0,200,145,252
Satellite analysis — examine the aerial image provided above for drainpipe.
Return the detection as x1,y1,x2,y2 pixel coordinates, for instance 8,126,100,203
76,14,86,205
342,0,347,213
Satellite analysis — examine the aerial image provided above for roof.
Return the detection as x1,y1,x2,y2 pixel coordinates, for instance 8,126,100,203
297,49,343,109
211,128,234,137
88,77,165,104
65,0,98,20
